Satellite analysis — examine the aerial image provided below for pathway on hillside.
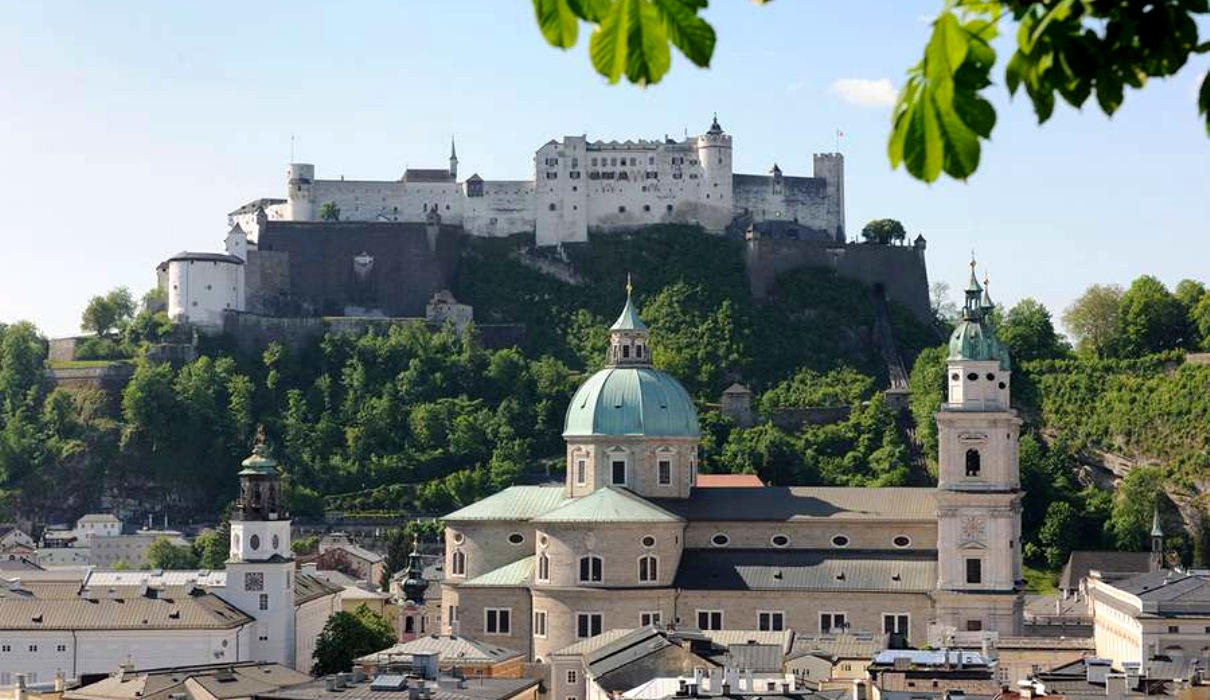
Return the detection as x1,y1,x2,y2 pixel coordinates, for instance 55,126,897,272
872,292,931,483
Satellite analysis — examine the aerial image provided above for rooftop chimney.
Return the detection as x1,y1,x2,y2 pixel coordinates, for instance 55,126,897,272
1106,673,1128,700
1086,658,1111,686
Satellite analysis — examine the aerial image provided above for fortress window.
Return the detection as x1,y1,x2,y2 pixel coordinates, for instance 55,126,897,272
771,534,790,548
549,203,557,211
666,204,674,212
451,550,466,576
507,532,525,545
965,449,981,477
893,535,912,548
578,555,603,583
591,158,598,166
546,172,558,179
618,172,629,181
611,158,618,166
689,174,699,179
630,157,637,166
572,158,578,167
648,156,654,165
618,205,627,213
638,555,658,582
570,171,581,179
711,533,730,547
831,534,850,548
658,460,671,484
643,204,651,212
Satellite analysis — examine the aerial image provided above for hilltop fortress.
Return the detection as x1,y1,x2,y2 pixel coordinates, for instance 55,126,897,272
230,116,844,248
157,116,929,335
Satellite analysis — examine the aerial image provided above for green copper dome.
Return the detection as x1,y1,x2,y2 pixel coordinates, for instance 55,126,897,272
564,367,699,437
948,320,1011,370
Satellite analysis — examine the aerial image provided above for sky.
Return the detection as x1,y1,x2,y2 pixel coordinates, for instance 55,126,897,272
1,1,1207,338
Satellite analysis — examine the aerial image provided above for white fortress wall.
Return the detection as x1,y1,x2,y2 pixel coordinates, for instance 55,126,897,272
463,180,536,237
309,179,464,224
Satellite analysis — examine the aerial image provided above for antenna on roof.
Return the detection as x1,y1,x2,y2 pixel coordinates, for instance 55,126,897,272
290,134,295,163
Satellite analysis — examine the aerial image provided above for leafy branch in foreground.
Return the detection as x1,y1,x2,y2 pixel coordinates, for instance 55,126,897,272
529,0,1210,182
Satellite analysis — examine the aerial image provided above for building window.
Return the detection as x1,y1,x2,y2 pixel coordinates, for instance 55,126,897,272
771,534,790,548
711,533,730,547
666,204,674,211
965,449,981,476
485,608,512,635
966,558,983,584
448,605,459,623
697,610,723,630
893,535,912,548
575,459,587,485
579,555,603,583
758,611,785,631
638,555,658,582
28,645,38,653
577,612,603,639
883,613,910,636
249,534,260,550
507,532,525,545
259,593,269,610
966,619,983,632
622,344,630,358
56,644,67,652
820,612,847,633
548,203,557,211
643,204,651,212
1168,625,1180,633
537,553,550,582
618,205,626,213
831,534,850,548
658,460,671,485
641,535,656,548
611,460,627,485
640,611,661,626
567,670,578,684
451,549,466,576
534,610,548,637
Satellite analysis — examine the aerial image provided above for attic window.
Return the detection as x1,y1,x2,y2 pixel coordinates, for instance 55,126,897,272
966,372,978,381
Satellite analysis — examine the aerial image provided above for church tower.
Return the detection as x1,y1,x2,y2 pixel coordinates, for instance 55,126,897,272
449,137,458,181
398,536,430,641
933,260,1024,638
225,435,296,665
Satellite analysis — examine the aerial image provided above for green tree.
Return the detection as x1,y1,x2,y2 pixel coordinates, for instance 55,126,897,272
319,202,341,221
0,322,47,414
907,345,948,469
1118,276,1189,356
528,0,1210,183
81,287,136,336
758,367,874,413
193,523,229,570
1039,501,1078,569
1174,279,1207,312
999,298,1068,362
147,536,199,570
860,219,907,245
1062,284,1124,357
1192,294,1210,351
312,604,397,676
293,534,321,556
1108,467,1166,551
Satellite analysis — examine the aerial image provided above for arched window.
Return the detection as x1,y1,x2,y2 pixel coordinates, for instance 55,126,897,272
578,555,603,583
537,553,550,582
451,550,466,576
638,555,658,582
965,449,981,477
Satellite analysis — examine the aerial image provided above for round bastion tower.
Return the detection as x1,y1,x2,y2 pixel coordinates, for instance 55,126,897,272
286,163,315,221
695,114,734,232
562,280,701,499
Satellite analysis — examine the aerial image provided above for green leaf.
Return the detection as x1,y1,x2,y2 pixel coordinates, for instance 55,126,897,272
954,91,996,138
1094,68,1124,115
652,0,716,68
925,13,969,84
533,0,581,49
590,0,671,85
933,91,982,179
1198,70,1210,137
1005,52,1025,95
567,0,611,22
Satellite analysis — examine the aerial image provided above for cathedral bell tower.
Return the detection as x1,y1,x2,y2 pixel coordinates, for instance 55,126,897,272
933,260,1024,639
225,433,296,665
398,536,430,642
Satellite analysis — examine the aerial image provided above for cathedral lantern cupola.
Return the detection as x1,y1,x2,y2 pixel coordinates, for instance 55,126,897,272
608,276,651,367
401,536,429,603
236,434,283,522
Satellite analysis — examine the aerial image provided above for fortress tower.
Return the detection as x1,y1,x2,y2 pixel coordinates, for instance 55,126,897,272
933,261,1024,637
695,114,734,230
812,153,845,242
225,437,297,665
286,163,315,221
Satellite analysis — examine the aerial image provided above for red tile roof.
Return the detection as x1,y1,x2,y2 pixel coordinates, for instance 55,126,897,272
695,473,764,488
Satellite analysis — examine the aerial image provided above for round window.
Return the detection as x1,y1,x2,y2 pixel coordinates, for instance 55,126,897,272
507,532,525,545
892,535,911,548
711,533,730,547
770,534,790,548
966,372,978,381
452,532,465,544
250,534,261,551
951,373,960,381
998,381,1007,389
831,534,850,548
538,534,548,547
641,535,656,548
271,534,280,550
986,372,996,381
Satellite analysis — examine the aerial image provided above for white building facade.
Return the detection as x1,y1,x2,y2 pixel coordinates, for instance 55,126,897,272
162,252,246,329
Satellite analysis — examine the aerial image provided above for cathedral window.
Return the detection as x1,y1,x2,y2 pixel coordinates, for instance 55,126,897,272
641,535,656,548
549,203,557,211
819,612,847,633
575,459,587,485
451,550,466,576
618,205,627,213
696,610,723,630
611,460,627,485
533,610,548,637
967,372,978,381
892,535,911,548
638,555,658,582
405,616,416,634
537,553,550,582
484,607,511,635
578,555,604,583
710,533,730,547
965,449,981,477
452,532,465,544
986,372,996,381
622,345,630,359
831,534,850,548
644,204,651,212
507,532,525,545
259,593,269,610
965,558,983,584
577,613,603,639
249,534,260,550
758,611,785,631
657,460,671,485
771,534,790,548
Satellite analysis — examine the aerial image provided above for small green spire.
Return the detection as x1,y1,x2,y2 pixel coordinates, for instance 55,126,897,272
610,275,648,332
980,273,994,309
966,255,983,293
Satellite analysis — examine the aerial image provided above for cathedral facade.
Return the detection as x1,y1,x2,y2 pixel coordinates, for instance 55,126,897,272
440,264,1023,661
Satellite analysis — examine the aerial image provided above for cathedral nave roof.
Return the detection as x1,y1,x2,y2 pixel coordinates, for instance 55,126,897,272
652,486,936,522
674,548,937,593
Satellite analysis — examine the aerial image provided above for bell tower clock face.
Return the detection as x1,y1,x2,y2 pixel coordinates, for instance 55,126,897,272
245,572,264,591
961,516,987,544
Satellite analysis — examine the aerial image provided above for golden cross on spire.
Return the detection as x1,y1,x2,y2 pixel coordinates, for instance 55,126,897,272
625,273,633,298
969,251,977,269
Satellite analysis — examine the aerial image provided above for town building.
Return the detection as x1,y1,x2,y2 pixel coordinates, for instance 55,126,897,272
62,662,311,700
354,636,525,678
866,649,1000,700
317,534,386,585
1087,567,1210,669
439,263,1024,663
256,665,540,700
0,442,342,684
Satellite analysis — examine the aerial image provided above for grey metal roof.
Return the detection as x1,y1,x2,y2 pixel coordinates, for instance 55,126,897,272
1109,569,1210,613
443,485,569,522
585,627,674,677
402,168,455,183
550,628,638,657
1060,551,1151,590
0,591,253,630
791,633,888,660
355,634,524,666
65,662,309,700
652,487,937,522
164,251,245,265
674,549,937,593
532,487,683,524
260,675,539,700
719,643,784,672
227,198,286,216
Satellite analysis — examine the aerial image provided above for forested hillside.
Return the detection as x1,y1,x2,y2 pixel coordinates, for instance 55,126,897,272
1,227,1207,572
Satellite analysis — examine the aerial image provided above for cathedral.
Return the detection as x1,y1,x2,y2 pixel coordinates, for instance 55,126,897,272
440,262,1023,661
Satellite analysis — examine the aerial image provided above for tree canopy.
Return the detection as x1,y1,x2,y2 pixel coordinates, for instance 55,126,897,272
528,0,1210,183
861,219,907,245
312,604,396,676
998,298,1069,362
81,287,136,337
